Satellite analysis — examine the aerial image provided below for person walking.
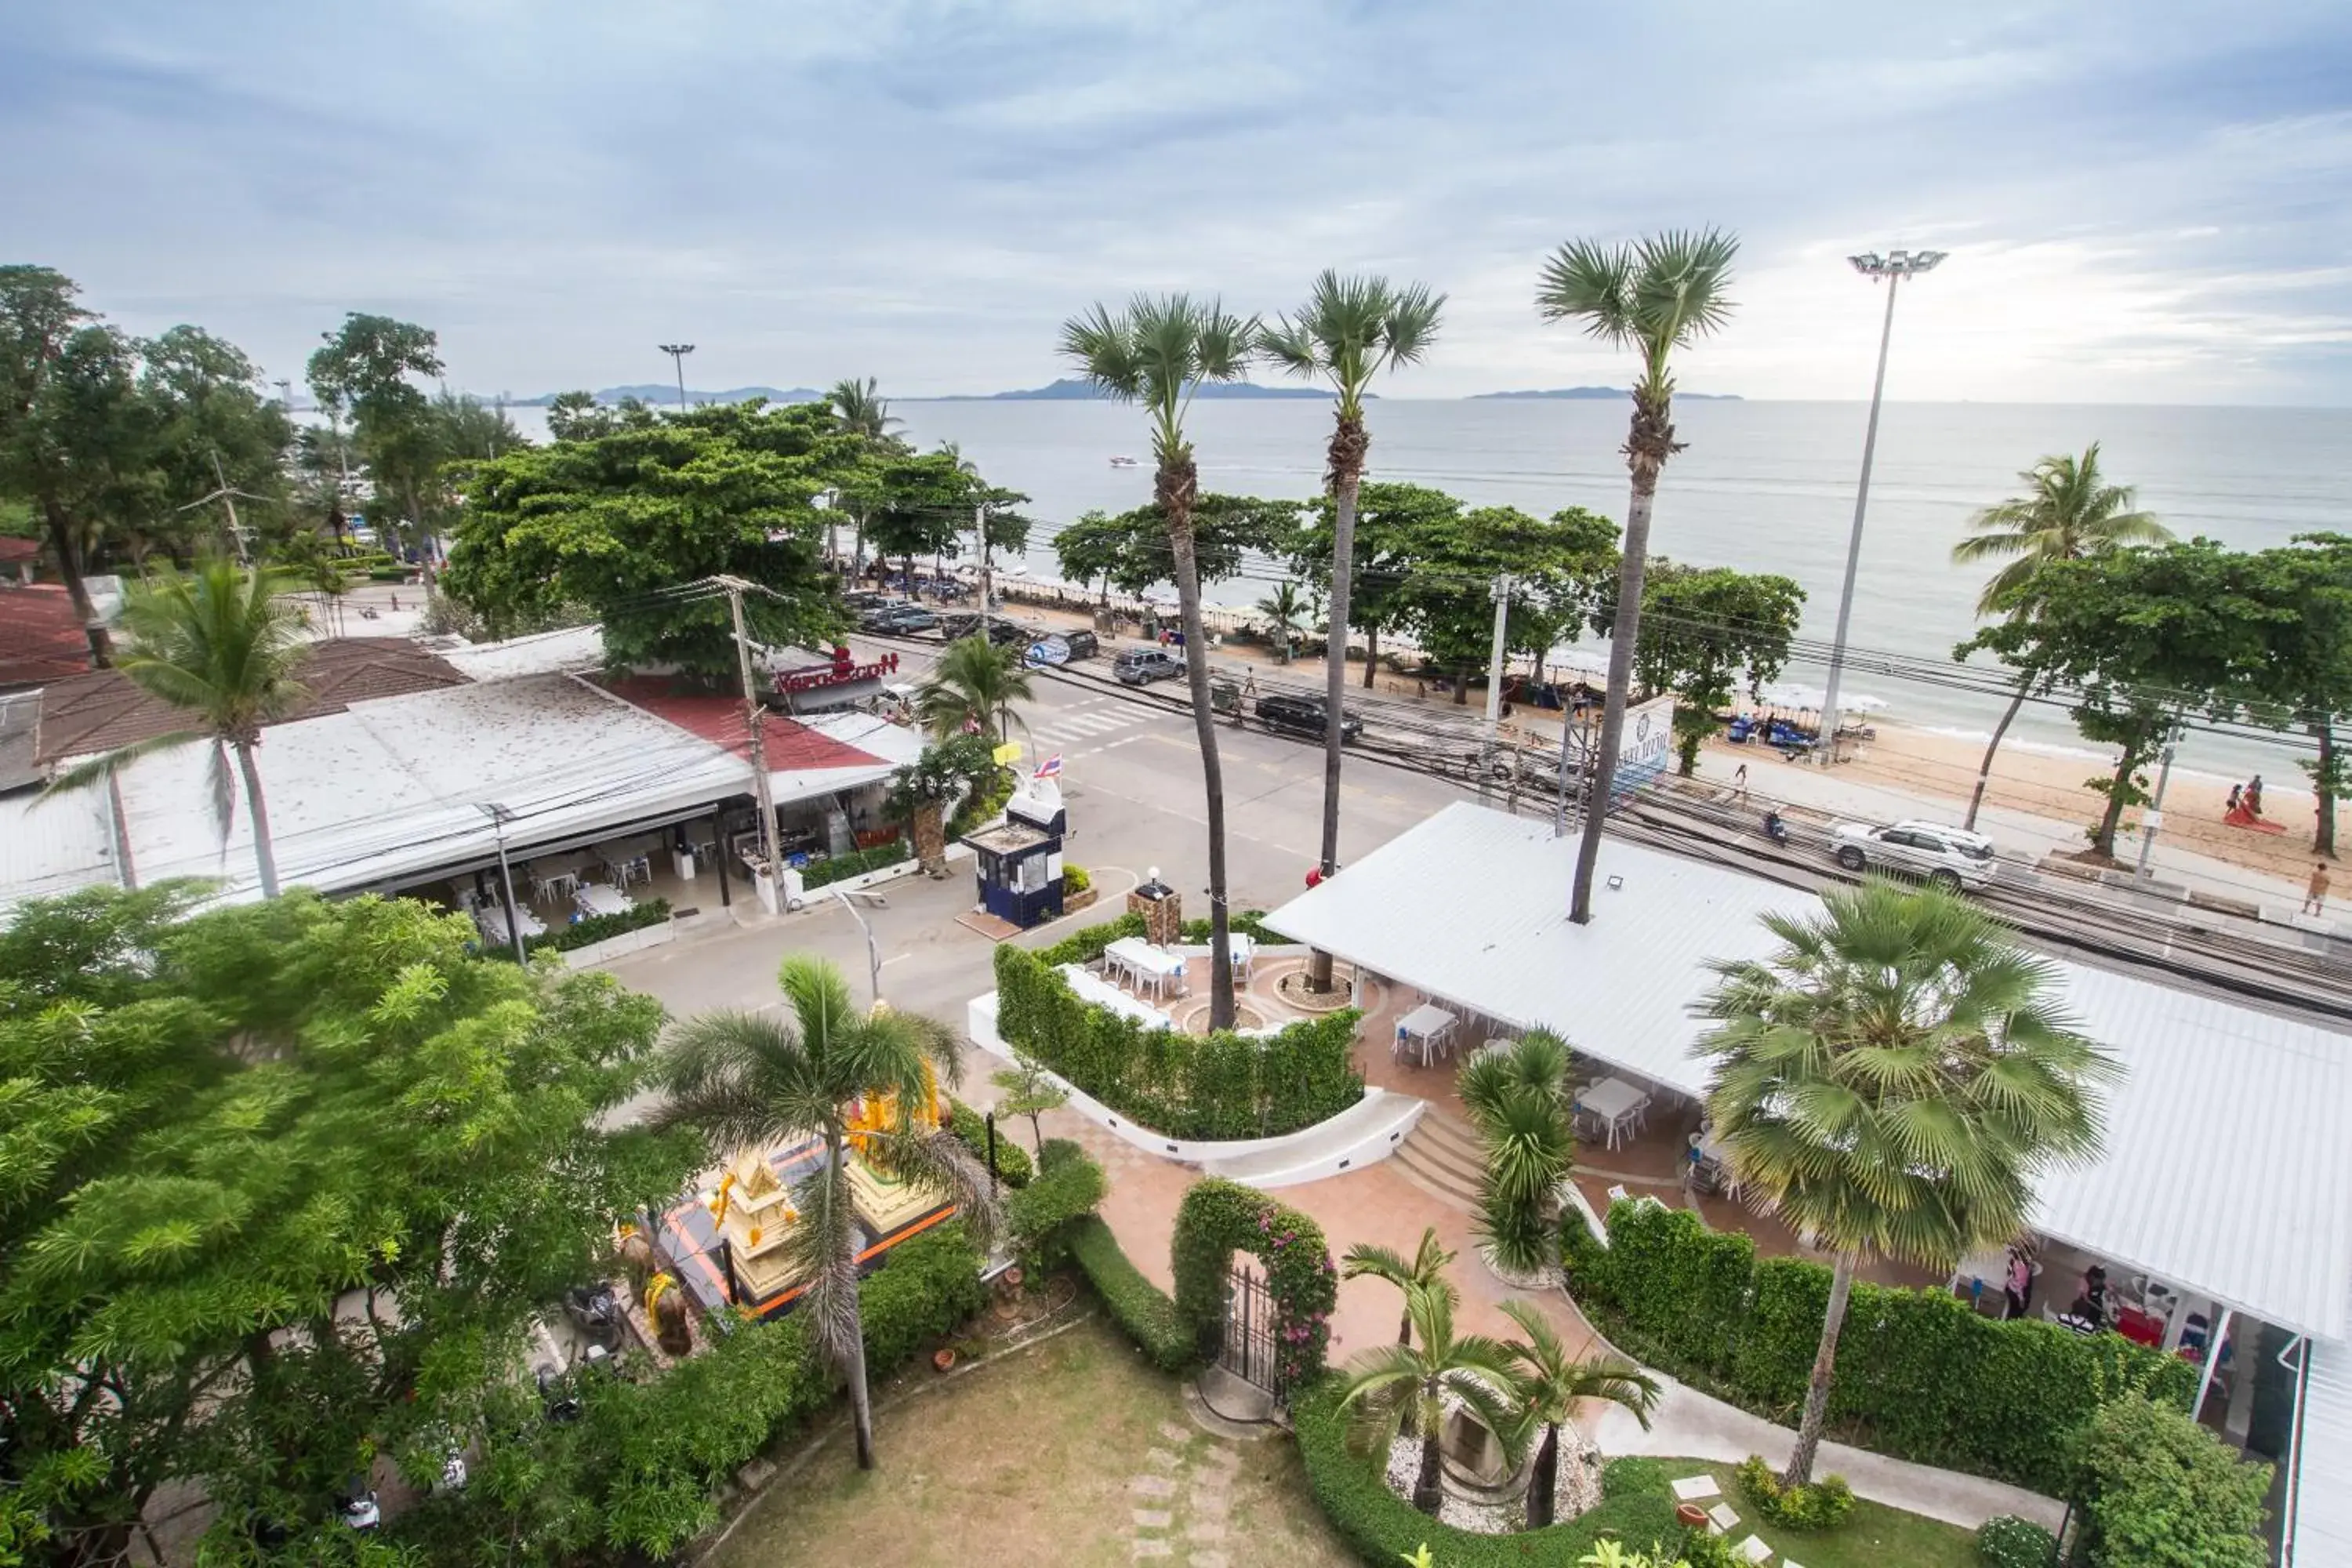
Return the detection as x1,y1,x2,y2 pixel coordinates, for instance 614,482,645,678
2227,782,2243,815
2248,775,2266,817
1733,762,1749,800
2003,1247,2035,1319
2307,862,2332,916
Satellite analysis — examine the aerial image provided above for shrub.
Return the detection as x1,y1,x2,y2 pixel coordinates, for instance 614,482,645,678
1036,911,1148,966
1063,863,1092,894
485,898,673,960
1975,1514,2057,1568
947,766,1016,838
1679,1530,1743,1568
1733,1455,1854,1530
1178,909,1272,944
1007,1139,1107,1262
2071,1396,2270,1568
800,839,911,890
1066,1215,1192,1372
1171,1178,1337,1390
945,1096,1032,1189
857,1222,989,1374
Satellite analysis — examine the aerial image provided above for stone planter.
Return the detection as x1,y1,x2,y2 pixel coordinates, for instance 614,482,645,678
1064,885,1099,914
1475,1243,1560,1293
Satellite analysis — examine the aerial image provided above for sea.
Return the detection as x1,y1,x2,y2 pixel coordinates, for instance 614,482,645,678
493,397,2352,783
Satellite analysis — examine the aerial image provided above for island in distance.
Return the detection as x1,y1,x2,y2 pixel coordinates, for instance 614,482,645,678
1469,386,1742,401
935,377,1338,401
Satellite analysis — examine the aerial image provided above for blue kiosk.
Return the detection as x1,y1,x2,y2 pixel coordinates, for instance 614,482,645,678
963,775,1066,929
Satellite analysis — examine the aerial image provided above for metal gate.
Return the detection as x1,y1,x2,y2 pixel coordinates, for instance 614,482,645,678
1217,1264,1280,1396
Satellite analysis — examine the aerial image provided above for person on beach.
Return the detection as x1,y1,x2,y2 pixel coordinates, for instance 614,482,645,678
1733,762,1749,799
2307,862,2332,916
2248,775,2265,817
2227,783,2242,815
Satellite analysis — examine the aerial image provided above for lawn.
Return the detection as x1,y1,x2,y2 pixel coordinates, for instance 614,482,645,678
1652,1457,1980,1568
710,1314,1354,1568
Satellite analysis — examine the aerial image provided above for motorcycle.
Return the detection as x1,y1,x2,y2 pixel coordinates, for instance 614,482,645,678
1762,811,1791,848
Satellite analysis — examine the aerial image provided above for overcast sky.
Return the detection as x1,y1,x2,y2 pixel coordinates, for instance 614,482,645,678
8,2,2350,405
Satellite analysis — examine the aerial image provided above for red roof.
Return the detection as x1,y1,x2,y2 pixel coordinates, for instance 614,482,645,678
0,584,93,691
596,675,883,770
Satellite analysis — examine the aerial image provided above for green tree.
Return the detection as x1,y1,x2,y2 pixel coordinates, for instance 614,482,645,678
1695,879,2118,1486
1261,273,1444,993
45,557,308,897
1054,493,1299,601
2071,1395,2271,1568
827,376,908,570
1629,561,1806,775
1538,231,1739,924
140,325,296,557
1341,1226,1456,1348
1255,580,1309,662
1060,295,1258,1030
652,956,1000,1469
1399,505,1621,704
916,634,1036,742
1336,1281,1521,1515
1456,1030,1578,1279
863,445,975,589
1288,481,1458,690
2241,535,2352,857
1497,1299,1660,1530
1951,446,2171,829
306,313,445,557
989,1050,1069,1153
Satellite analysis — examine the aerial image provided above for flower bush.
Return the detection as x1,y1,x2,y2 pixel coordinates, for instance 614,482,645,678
1170,1178,1337,1392
1975,1514,2058,1568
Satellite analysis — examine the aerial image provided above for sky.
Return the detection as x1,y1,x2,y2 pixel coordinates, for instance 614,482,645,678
7,1,2351,405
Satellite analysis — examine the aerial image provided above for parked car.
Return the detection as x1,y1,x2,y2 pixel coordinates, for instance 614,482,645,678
1059,628,1098,660
1828,819,1996,889
1254,693,1364,742
859,604,938,634
844,590,895,612
1112,647,1186,686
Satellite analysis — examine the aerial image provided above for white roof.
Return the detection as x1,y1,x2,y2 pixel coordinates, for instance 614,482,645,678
2293,1323,2352,1564
437,624,608,681
0,786,118,914
1266,801,2352,1341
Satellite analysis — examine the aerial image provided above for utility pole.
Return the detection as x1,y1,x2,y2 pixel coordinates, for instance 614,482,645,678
975,495,992,642
1479,573,1512,804
659,343,695,412
212,450,250,564
719,576,787,906
2133,721,2184,883
479,803,529,965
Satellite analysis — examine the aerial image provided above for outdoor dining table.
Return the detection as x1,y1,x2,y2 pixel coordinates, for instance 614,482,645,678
1057,964,1173,1030
1395,1002,1458,1067
575,884,633,919
1105,937,1186,1000
1578,1076,1651,1151
475,901,545,946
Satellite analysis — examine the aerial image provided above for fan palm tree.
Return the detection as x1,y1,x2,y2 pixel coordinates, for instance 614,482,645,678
1497,1299,1661,1530
1261,274,1444,993
1693,879,2117,1486
1952,445,2170,829
1537,231,1738,925
1457,1031,1578,1279
916,634,1035,742
1337,1280,1522,1516
42,556,307,897
652,956,1000,1471
1341,1226,1457,1348
1059,295,1256,1030
1254,581,1309,664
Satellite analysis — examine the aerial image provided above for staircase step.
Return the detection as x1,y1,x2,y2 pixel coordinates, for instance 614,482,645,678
1410,1107,1485,1159
1387,1149,1481,1212
1399,1125,1486,1189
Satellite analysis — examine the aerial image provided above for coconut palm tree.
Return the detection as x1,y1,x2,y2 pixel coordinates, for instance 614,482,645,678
1497,1299,1660,1530
1337,1280,1522,1516
1254,581,1309,664
1261,274,1444,993
916,634,1035,742
42,556,307,897
1694,879,2117,1486
1059,295,1256,1030
652,956,1000,1471
1457,1030,1577,1279
1341,1226,1458,1348
829,376,906,572
1952,445,2170,829
1537,231,1738,925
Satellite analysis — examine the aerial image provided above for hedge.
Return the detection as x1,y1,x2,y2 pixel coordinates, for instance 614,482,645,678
1564,1201,2198,1497
481,897,673,960
1292,1377,1684,1566
1171,1178,1337,1391
1032,909,1276,969
1065,1215,1193,1373
857,1222,990,1373
946,1096,1033,1189
1006,1138,1108,1263
993,943,1362,1141
800,839,910,890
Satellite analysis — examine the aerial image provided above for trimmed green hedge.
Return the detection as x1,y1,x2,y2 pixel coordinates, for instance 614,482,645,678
483,897,673,960
1564,1200,2198,1497
858,1222,989,1372
993,943,1362,1141
800,839,911,890
1032,909,1276,968
1975,1514,2057,1568
1293,1377,1683,1566
1066,1215,1193,1373
1007,1138,1108,1263
946,1096,1033,1189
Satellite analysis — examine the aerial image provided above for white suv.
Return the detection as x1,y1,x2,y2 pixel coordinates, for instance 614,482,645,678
1828,819,1997,890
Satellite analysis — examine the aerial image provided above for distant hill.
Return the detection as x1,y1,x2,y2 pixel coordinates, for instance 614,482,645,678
927,378,1340,402
510,385,826,408
1469,387,1742,401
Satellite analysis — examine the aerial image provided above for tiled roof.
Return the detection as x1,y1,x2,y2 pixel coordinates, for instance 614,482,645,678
0,584,93,691
34,637,467,766
594,674,884,770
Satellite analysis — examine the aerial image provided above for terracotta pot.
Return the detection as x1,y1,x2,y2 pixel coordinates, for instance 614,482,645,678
1004,1265,1025,1292
1675,1502,1709,1529
933,1348,957,1373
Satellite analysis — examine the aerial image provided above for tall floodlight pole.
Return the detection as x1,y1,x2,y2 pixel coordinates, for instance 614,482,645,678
1817,248,1945,764
659,343,695,411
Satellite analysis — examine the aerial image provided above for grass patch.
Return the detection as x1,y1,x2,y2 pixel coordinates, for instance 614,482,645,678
711,1314,1351,1568
1655,1457,1978,1568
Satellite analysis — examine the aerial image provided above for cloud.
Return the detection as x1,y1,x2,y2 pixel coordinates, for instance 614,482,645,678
3,0,2347,403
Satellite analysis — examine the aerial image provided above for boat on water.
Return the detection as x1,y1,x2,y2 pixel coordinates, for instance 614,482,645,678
1109,455,1138,468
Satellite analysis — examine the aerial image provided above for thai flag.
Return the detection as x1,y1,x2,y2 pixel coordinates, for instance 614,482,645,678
1034,753,1063,780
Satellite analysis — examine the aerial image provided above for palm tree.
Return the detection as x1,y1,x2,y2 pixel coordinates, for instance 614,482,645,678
1457,1030,1577,1279
1537,231,1738,925
43,557,307,897
1060,295,1256,1030
1337,1280,1521,1516
1497,1299,1660,1530
1952,445,2170,829
1262,274,1445,993
916,634,1035,743
1341,1226,1457,1347
1255,581,1308,664
1693,879,2117,1486
829,376,906,572
652,956,1000,1471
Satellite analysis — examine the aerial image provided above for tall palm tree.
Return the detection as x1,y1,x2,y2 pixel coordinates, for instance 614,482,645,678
1341,1226,1457,1347
1254,581,1308,665
1537,231,1738,925
1457,1029,1577,1279
1060,295,1256,1030
652,956,1000,1471
43,557,307,897
1952,445,2170,829
1497,1299,1660,1530
1337,1280,1521,1516
916,634,1035,743
1262,274,1444,993
829,376,905,572
1693,879,2117,1486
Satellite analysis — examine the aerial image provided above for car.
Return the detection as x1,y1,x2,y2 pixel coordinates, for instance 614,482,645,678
1828,819,1996,889
1254,693,1363,742
844,590,895,612
1059,628,1099,660
859,604,938,634
1112,647,1186,685
939,615,1041,648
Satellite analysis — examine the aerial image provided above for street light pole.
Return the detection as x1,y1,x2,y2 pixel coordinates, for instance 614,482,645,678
658,343,695,412
1479,573,1512,803
1817,248,1945,765
833,887,884,1004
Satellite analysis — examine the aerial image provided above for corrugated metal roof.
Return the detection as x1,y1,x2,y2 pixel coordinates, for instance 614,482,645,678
1266,801,2352,1341
2292,1325,2352,1564
0,779,116,914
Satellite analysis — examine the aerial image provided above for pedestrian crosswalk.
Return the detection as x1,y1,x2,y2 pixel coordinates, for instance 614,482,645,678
1022,699,1155,754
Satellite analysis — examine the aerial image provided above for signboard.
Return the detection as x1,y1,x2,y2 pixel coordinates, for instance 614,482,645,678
992,741,1024,766
1613,693,1677,805
1025,635,1070,668
778,646,901,694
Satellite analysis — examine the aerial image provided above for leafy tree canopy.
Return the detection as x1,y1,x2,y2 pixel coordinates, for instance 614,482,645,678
1054,493,1301,599
1632,561,1806,772
1398,503,1621,687
1286,481,1461,653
